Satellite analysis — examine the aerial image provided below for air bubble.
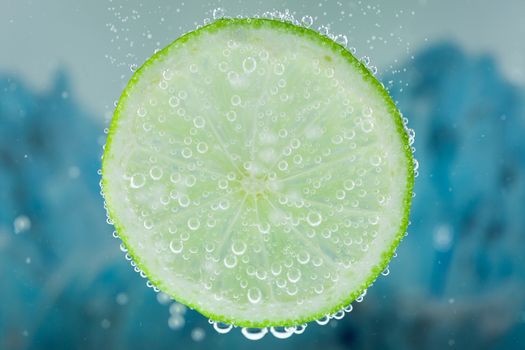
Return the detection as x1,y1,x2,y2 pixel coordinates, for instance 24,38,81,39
162,69,173,81
343,179,355,191
191,327,205,342
137,107,147,117
232,241,247,255
13,215,31,234
259,50,269,61
368,215,379,225
301,15,313,27
231,95,242,106
169,240,183,254
290,138,301,149
297,251,310,264
293,154,303,165
193,116,205,128
157,292,171,305
196,142,208,153
168,96,180,108
218,61,229,73
362,106,373,117
226,110,237,122
170,302,187,315
344,304,353,313
219,199,230,210
149,166,163,180
294,324,307,334
286,284,298,296
316,315,330,325
306,211,322,227
274,63,285,75
344,129,355,139
185,175,197,187
178,90,188,99
242,57,257,73
218,179,228,189
270,326,294,339
331,135,343,144
312,257,324,267
212,7,225,19
287,268,302,283
370,155,382,166
356,289,367,302
271,262,282,276
227,40,238,49
332,310,345,320
318,25,330,36
241,327,268,340
130,174,146,188
181,147,193,159
223,254,237,269
168,315,185,330
255,270,267,280
247,287,262,304
143,219,153,230
187,218,200,231
227,71,239,83
334,34,348,47
361,119,374,133
205,242,215,253
257,222,270,234
159,80,168,90
278,160,288,171
142,123,152,132
178,195,190,207
212,321,233,334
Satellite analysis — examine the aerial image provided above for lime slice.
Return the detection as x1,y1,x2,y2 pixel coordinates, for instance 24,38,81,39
102,18,414,328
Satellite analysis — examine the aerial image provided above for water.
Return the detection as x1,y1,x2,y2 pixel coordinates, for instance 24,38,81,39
2,1,524,347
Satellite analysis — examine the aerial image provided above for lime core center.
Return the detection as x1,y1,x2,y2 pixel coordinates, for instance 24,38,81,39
240,175,268,196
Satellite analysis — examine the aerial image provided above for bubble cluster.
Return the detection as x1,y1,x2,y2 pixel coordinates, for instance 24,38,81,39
167,302,187,330
102,13,413,340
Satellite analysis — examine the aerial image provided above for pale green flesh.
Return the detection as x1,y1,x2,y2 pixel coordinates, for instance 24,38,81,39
102,19,413,327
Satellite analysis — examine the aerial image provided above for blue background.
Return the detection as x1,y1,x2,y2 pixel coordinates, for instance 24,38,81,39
1,1,524,349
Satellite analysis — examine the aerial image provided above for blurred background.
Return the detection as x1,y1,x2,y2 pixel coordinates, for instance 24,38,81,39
1,0,524,349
